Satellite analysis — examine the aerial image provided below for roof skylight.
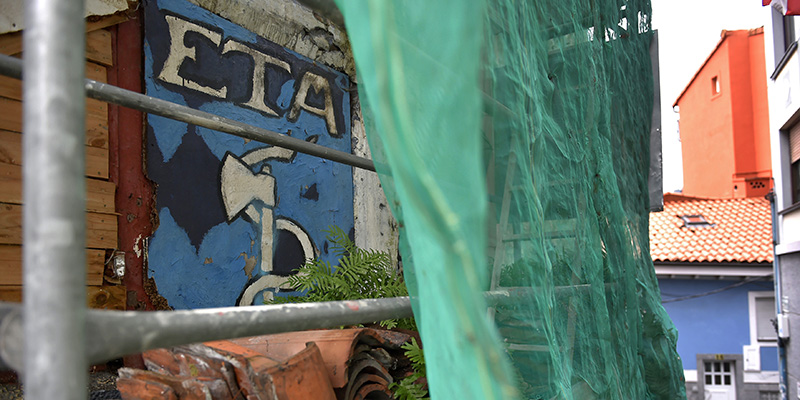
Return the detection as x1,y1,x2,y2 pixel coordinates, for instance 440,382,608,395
680,214,715,229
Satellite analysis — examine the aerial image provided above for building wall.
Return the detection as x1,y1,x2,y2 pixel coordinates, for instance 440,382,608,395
659,279,778,371
765,4,800,399
0,18,128,309
660,278,780,399
183,0,399,269
677,30,771,199
0,0,398,312
732,30,773,199
749,32,773,181
678,39,737,198
729,32,759,178
775,251,800,400
141,0,397,309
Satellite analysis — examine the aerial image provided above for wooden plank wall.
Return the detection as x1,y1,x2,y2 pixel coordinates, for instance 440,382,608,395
0,23,124,309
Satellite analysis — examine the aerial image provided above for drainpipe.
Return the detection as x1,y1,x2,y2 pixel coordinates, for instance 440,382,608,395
767,190,789,400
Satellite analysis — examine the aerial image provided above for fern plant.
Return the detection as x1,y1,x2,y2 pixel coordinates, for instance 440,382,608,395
269,226,415,330
390,338,429,400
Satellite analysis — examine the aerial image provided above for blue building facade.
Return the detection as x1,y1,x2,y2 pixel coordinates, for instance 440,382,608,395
659,279,778,372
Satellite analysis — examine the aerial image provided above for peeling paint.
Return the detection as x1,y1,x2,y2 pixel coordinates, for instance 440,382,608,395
239,252,257,279
133,234,143,258
185,0,355,77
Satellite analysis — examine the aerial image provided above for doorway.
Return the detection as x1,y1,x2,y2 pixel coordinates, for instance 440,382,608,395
697,354,743,400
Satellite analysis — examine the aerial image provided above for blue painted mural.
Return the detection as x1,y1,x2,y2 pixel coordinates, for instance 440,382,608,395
144,0,353,308
659,279,778,371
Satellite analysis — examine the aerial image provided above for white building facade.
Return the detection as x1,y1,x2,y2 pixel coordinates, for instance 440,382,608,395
762,2,800,398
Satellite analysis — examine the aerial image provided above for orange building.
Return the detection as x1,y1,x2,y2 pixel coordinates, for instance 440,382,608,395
674,28,771,199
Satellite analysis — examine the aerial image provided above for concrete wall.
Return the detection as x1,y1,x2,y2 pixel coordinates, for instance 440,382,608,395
776,251,800,400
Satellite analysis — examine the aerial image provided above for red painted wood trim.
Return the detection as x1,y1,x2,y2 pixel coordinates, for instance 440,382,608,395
108,13,155,313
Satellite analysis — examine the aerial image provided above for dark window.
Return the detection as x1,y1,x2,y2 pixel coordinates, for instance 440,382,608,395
712,76,720,95
704,360,735,387
790,122,800,203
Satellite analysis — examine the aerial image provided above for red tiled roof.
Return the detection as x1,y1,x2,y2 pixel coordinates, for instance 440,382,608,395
649,194,773,264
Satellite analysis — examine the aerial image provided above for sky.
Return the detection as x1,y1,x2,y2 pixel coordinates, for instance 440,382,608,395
651,0,769,192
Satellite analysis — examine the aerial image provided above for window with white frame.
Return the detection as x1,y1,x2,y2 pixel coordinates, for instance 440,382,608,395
744,291,777,371
749,291,777,343
704,360,735,387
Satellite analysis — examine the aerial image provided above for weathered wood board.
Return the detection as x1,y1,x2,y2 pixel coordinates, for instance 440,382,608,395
0,160,114,212
0,284,126,310
0,60,107,100
0,128,109,178
0,21,124,309
0,97,109,150
0,203,118,249
0,245,105,286
0,28,114,67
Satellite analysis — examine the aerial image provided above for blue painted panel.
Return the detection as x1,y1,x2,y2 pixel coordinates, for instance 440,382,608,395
144,0,354,308
658,279,776,370
761,346,778,371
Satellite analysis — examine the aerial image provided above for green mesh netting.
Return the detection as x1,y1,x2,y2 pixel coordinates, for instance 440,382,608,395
335,1,685,398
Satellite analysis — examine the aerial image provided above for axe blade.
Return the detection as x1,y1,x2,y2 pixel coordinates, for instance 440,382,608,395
220,153,276,221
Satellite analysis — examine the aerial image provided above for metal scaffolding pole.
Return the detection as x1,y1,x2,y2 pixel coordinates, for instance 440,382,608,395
0,297,414,370
0,286,589,371
22,0,88,398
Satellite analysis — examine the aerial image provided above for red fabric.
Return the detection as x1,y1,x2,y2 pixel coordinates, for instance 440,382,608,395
788,0,800,15
765,0,800,15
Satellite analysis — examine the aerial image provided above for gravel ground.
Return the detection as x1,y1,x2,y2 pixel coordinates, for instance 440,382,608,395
0,371,120,399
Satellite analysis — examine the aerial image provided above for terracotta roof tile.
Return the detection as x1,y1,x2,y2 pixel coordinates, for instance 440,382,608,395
649,194,773,264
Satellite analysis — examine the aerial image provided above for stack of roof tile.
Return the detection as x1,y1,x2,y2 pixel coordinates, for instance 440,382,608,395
117,328,416,400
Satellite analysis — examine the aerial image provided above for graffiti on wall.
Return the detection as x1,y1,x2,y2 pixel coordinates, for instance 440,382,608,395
144,0,353,308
